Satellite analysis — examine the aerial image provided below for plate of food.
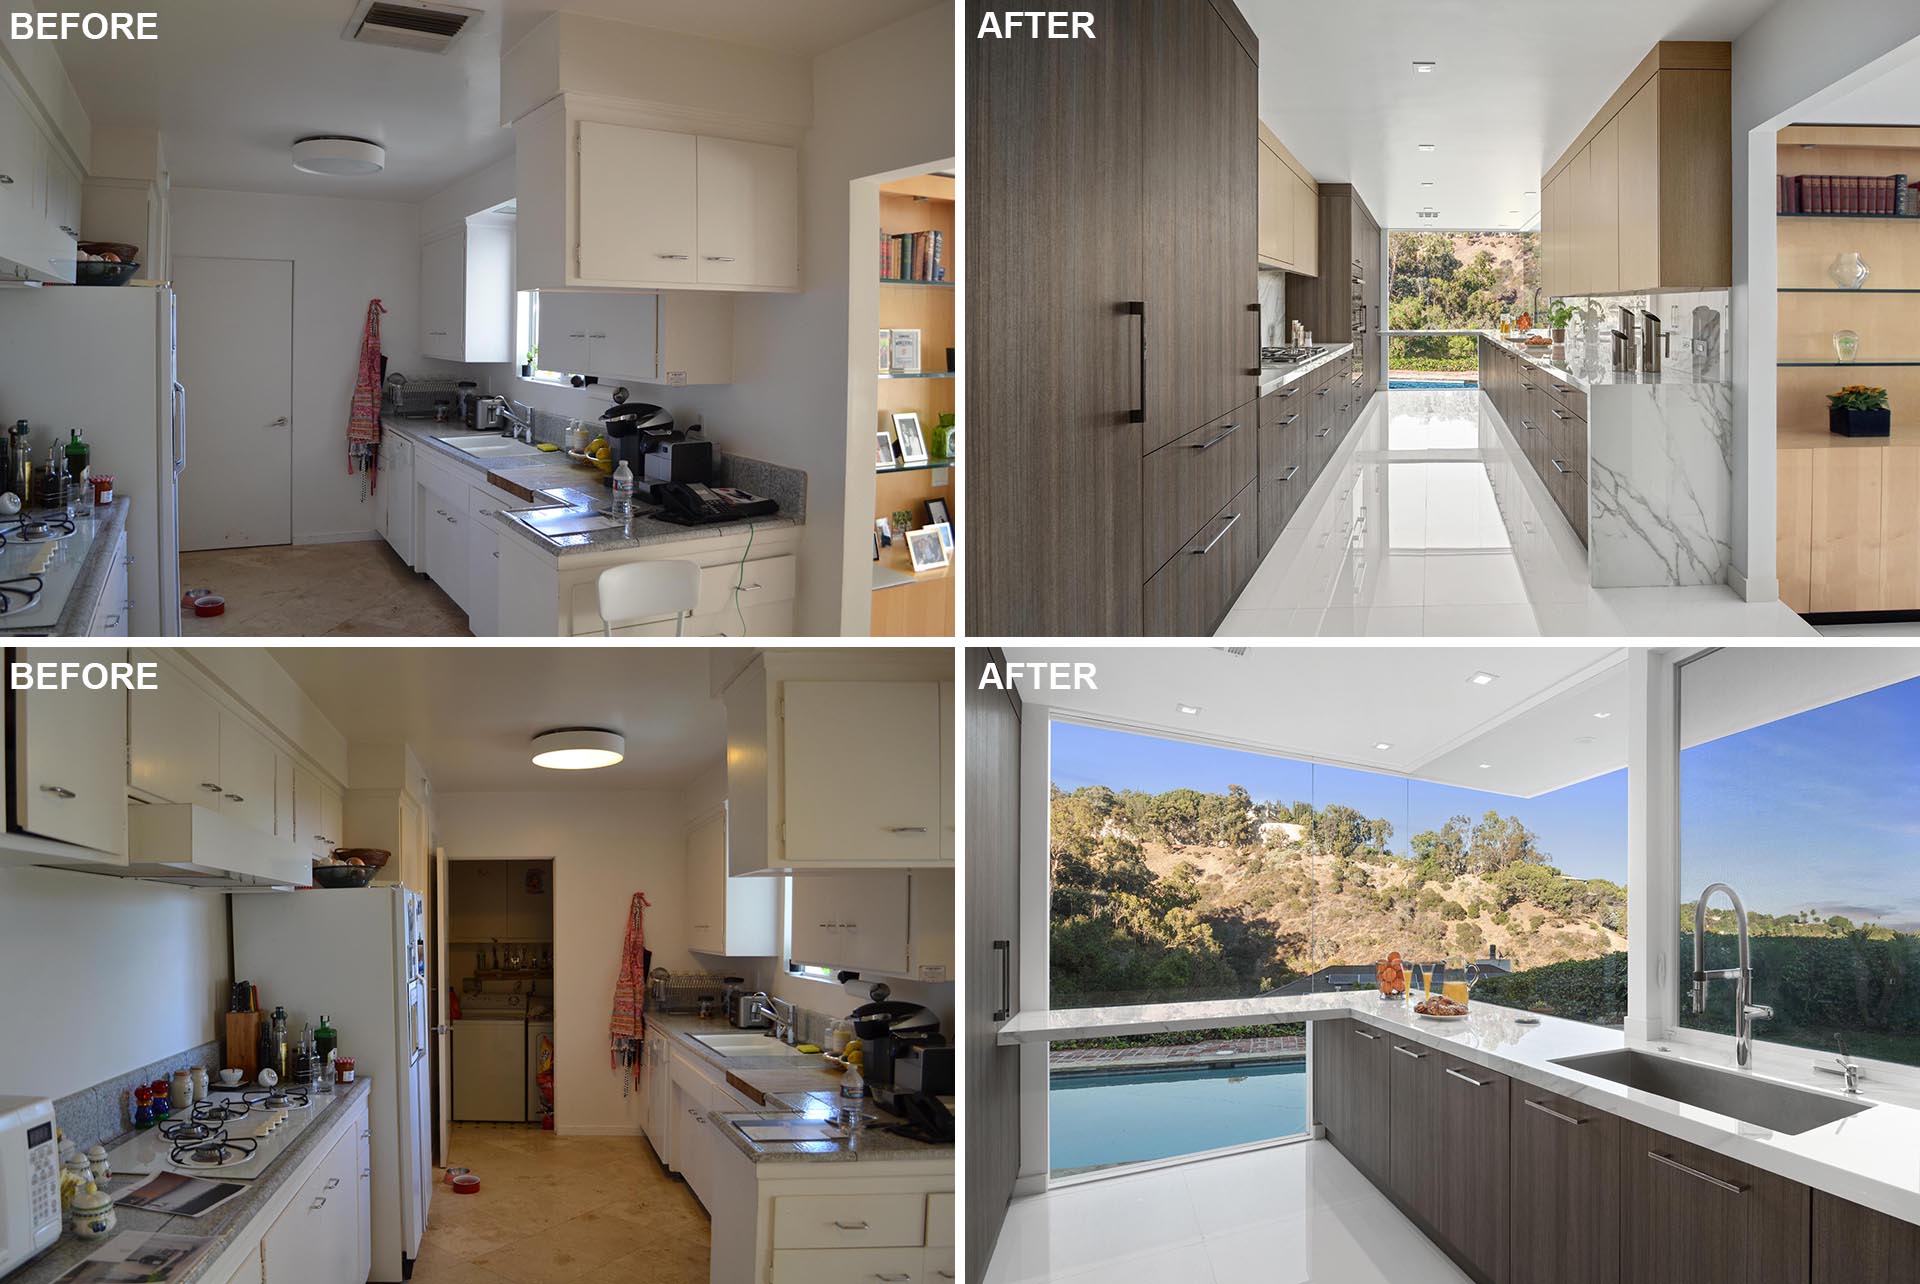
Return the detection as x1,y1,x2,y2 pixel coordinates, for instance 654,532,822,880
1413,996,1470,1020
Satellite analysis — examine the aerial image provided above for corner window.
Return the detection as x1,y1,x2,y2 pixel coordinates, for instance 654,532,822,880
515,291,567,386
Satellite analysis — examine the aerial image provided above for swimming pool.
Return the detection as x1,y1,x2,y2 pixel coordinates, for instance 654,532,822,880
1048,1058,1309,1174
1390,379,1480,390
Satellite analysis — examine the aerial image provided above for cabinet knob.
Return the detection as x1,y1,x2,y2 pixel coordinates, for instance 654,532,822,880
38,784,75,799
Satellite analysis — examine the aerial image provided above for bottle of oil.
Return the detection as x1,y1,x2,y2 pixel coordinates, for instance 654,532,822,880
64,429,88,482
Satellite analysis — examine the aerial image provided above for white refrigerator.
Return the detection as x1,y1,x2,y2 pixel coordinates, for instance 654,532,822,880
233,887,433,1282
0,285,182,634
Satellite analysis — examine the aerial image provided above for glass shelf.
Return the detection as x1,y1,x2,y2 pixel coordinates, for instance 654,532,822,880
881,277,954,287
879,371,955,380
1779,287,1920,294
877,456,956,475
1778,360,1920,367
1778,213,1920,221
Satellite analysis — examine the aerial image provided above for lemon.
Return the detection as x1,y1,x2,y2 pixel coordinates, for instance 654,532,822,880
588,436,608,455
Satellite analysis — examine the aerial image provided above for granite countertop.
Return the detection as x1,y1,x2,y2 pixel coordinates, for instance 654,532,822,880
1000,992,1920,1227
1259,342,1354,396
648,1015,953,1167
1478,329,1729,392
0,497,130,637
381,417,805,558
5,1080,372,1284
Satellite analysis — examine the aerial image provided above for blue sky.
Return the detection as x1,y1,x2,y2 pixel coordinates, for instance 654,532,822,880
1050,722,1629,883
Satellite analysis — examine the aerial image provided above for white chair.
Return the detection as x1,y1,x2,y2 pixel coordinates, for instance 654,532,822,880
596,560,702,635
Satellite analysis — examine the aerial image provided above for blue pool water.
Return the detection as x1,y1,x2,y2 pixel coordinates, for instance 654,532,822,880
1390,378,1480,390
1049,1059,1308,1172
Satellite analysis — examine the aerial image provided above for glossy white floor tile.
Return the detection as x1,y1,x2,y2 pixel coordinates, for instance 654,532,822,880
984,1141,1471,1284
1221,388,1814,638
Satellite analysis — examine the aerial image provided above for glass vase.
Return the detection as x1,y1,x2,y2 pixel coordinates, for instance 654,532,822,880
1827,252,1871,290
1833,330,1861,363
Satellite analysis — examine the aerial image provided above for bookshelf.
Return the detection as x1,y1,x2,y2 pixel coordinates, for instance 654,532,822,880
872,171,955,637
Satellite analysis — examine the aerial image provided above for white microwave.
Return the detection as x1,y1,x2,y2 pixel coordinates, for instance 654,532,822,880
0,1096,60,1275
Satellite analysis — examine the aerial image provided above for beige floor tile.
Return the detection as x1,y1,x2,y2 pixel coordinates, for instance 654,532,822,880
181,539,469,637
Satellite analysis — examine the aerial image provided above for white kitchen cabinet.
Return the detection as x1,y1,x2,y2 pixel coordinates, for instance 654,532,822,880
671,1053,713,1206
685,806,777,957
534,289,733,385
129,652,223,805
84,531,130,636
294,765,344,861
579,123,696,284
924,1248,956,1281
378,435,416,567
783,682,943,867
466,485,507,637
695,136,799,290
420,218,513,363
644,1035,674,1167
419,473,469,613
11,646,128,858
217,709,278,836
354,1120,372,1284
788,869,952,981
260,1106,363,1284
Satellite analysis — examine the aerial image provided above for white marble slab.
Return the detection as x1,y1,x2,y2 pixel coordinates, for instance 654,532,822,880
1479,330,1728,390
1587,382,1734,588
1259,343,1354,395
1000,994,1920,1227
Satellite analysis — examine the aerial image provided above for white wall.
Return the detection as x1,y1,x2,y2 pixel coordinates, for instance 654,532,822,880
432,788,695,1137
0,867,227,1099
170,187,424,544
1729,1,1920,599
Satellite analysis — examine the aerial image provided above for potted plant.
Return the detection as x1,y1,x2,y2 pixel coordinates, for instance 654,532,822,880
930,412,957,459
1547,302,1575,345
521,346,537,379
1829,385,1891,437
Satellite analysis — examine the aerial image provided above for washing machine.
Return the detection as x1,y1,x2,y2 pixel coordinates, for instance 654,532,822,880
526,1019,555,1121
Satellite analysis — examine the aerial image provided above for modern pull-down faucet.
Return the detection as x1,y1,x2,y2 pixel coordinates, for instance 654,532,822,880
1691,882,1774,1067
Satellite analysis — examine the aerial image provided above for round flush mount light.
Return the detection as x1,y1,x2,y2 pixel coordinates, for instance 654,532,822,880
531,728,625,770
291,136,387,176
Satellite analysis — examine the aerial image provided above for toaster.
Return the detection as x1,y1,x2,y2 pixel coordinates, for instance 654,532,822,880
0,1096,60,1275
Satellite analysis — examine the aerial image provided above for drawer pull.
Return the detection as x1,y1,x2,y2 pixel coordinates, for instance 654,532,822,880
1278,464,1300,483
1276,386,1297,398
1351,1028,1381,1041
324,1177,341,1190
655,253,691,261
1553,383,1575,395
310,1196,327,1211
874,1276,912,1283
1445,1067,1490,1087
1524,1098,1588,1127
360,1168,370,1177
833,1220,870,1231
39,784,76,799
1316,388,1329,398
1277,413,1299,425
226,793,244,803
1189,423,1240,451
886,826,929,833
202,782,223,792
1393,1045,1427,1060
1647,1150,1747,1195
703,256,737,263
1521,419,1536,432
1549,408,1570,420
1315,427,1331,439
1191,513,1241,556
1550,458,1568,474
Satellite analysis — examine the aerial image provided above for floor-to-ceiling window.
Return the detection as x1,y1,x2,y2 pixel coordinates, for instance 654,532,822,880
1386,230,1538,387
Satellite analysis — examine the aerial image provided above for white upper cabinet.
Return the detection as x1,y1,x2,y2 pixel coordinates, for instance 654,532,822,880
10,647,128,858
535,290,733,385
684,806,776,957
129,655,223,804
419,218,513,363
515,98,799,294
0,69,76,284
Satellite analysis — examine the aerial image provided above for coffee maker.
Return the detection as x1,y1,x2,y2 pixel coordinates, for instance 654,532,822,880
849,999,951,1118
599,397,674,478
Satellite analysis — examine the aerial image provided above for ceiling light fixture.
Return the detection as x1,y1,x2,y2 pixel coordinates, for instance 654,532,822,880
1373,742,1393,751
1468,671,1498,685
1420,181,1435,188
1592,711,1613,720
1478,763,1492,769
1418,143,1436,153
291,135,387,176
1176,703,1201,716
1413,61,1436,73
530,727,625,770
1524,190,1537,197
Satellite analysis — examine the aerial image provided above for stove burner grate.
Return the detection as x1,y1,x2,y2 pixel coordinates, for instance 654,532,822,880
0,510,77,545
0,574,43,615
243,1088,309,1111
160,1119,221,1144
193,1099,251,1123
171,1134,258,1169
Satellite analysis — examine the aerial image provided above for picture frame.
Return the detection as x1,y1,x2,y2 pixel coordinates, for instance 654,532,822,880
905,525,949,573
879,329,892,375
872,530,881,561
893,412,929,465
890,328,922,374
934,521,953,554
875,517,893,547
926,496,951,529
875,429,896,470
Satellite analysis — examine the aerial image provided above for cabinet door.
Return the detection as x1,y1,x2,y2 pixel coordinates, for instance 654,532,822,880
1258,138,1288,267
695,136,798,289
1346,1023,1389,1184
1878,445,1920,610
582,291,658,382
129,656,222,804
782,681,942,866
383,441,415,567
1588,117,1621,295
293,765,327,861
535,291,593,375
1813,1191,1920,1284
938,680,954,863
578,123,696,284
211,1245,260,1284
14,647,129,855
789,872,911,975
419,230,462,359
684,810,724,954
1811,449,1885,613
355,1123,373,1284
1623,1121,1810,1284
217,710,277,836
422,481,469,611
1569,148,1593,296
1292,173,1318,277
1511,1087,1620,1284
1616,79,1660,293
466,487,502,638
1387,1038,1439,1227
1434,1054,1508,1282
321,783,344,860
1311,1019,1347,1146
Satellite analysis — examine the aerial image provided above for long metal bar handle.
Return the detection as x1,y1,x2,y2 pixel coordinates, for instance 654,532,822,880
1646,1150,1747,1196
1189,423,1239,451
1278,464,1300,483
1247,302,1262,376
992,940,1012,1022
1191,513,1240,556
1524,1098,1588,1127
1445,1067,1489,1087
1352,1029,1381,1042
1127,302,1146,424
1393,1045,1427,1060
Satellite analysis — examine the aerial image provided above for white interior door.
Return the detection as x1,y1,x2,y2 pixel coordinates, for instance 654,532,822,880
173,255,292,549
433,845,451,1167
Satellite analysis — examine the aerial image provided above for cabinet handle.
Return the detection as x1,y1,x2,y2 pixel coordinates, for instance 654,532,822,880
202,782,223,792
993,939,1012,1022
703,256,737,263
886,826,928,833
310,1197,327,1211
225,793,245,803
1445,1067,1490,1087
1521,381,1536,391
1520,420,1536,433
1316,388,1329,398
1646,1150,1747,1195
655,253,690,261
1352,1029,1381,1041
1277,413,1299,425
1524,1098,1588,1127
1553,383,1575,395
833,1221,869,1231
1315,426,1331,439
324,1177,340,1190
1246,301,1261,376
1550,458,1568,475
1191,513,1240,556
1393,1045,1427,1060
0,174,13,184
1188,423,1239,451
874,1276,912,1282
360,1168,370,1177
1549,408,1570,421
1126,301,1146,424
1278,464,1300,483
1275,386,1297,399
38,784,76,799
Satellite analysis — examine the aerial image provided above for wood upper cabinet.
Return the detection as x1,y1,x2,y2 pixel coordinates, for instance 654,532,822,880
1258,120,1317,276
1812,1191,1920,1284
1510,1086,1621,1284
1586,117,1621,295
1293,170,1319,276
1615,79,1660,291
1622,1120,1809,1284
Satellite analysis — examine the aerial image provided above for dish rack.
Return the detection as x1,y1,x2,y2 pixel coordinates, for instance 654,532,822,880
650,971,731,1014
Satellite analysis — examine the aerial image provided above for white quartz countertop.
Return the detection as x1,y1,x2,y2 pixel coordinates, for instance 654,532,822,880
1478,329,1728,391
1000,993,1920,1226
1259,342,1353,396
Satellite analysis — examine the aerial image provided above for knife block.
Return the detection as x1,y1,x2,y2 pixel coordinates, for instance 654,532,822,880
225,1011,262,1078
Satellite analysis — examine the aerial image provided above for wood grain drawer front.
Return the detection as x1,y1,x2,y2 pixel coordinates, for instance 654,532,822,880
1434,1055,1510,1284
771,1248,926,1283
773,1193,927,1250
1623,1121,1810,1284
1510,1088,1621,1284
1143,479,1257,635
1143,407,1257,576
1543,375,1588,421
1260,382,1302,428
1259,406,1308,554
1812,1191,1920,1284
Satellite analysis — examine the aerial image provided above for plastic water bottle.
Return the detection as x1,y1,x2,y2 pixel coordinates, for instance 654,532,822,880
611,460,636,517
839,1064,868,1134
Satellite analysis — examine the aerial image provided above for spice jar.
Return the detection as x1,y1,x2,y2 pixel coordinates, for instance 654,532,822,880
70,1183,116,1240
335,1055,356,1085
169,1070,193,1114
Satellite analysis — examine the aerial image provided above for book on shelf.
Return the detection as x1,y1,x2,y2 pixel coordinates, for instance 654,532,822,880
879,228,948,281
1779,172,1920,216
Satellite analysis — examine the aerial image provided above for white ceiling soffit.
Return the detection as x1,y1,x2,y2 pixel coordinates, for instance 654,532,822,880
1242,0,1776,231
267,647,723,792
1004,646,1626,798
1679,647,1920,749
1796,43,1920,125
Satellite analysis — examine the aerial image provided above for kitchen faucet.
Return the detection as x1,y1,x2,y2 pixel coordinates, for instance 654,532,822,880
750,993,797,1045
1691,882,1774,1067
499,399,534,443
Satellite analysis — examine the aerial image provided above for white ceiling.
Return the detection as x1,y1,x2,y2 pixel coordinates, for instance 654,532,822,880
1004,647,1628,798
1243,0,1778,232
269,646,724,792
53,0,936,201
1800,45,1920,125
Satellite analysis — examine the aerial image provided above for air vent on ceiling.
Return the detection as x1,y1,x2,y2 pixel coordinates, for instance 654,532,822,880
343,0,480,54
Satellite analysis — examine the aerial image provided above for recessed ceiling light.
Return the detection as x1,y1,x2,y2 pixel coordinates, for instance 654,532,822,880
1509,209,1520,215
531,727,625,770
1524,190,1537,197
1420,181,1435,188
1176,702,1201,716
291,135,386,176
1373,742,1393,751
1468,671,1498,686
1413,61,1436,73
1478,763,1492,770
1593,711,1612,720
1418,144,1436,153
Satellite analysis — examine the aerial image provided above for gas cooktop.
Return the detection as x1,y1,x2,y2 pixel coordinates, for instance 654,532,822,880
104,1090,321,1182
1260,345,1330,366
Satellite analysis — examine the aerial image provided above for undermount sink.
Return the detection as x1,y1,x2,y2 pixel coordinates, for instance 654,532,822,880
692,1032,813,1058
437,436,546,458
1551,1050,1873,1134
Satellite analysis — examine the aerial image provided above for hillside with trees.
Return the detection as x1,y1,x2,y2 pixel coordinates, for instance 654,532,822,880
1388,230,1539,373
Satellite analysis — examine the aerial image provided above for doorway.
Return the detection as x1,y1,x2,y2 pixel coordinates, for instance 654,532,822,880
173,255,293,550
446,859,555,1126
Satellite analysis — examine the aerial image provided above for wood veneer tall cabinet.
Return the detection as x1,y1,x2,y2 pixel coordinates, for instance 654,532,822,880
967,0,1260,635
1258,121,1318,275
1285,184,1384,399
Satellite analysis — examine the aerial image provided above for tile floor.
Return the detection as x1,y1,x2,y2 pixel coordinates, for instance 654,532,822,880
984,1139,1471,1284
1221,387,1815,638
181,539,469,636
414,1124,710,1284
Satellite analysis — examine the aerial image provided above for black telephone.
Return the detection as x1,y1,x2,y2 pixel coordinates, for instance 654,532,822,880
652,481,779,526
884,1092,955,1144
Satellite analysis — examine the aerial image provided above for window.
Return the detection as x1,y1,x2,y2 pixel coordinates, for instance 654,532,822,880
1045,719,1626,1175
1387,229,1538,382
1678,650,1920,1068
514,291,566,385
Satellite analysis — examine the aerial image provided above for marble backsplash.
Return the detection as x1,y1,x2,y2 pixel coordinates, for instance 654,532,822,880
1555,289,1731,382
53,1039,222,1152
1259,267,1290,346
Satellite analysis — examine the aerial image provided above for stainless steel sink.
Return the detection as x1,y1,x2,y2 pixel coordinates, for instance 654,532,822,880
692,1032,812,1059
1551,1050,1873,1134
438,436,547,458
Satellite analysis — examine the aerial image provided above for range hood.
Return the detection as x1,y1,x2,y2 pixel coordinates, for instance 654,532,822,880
83,804,311,890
